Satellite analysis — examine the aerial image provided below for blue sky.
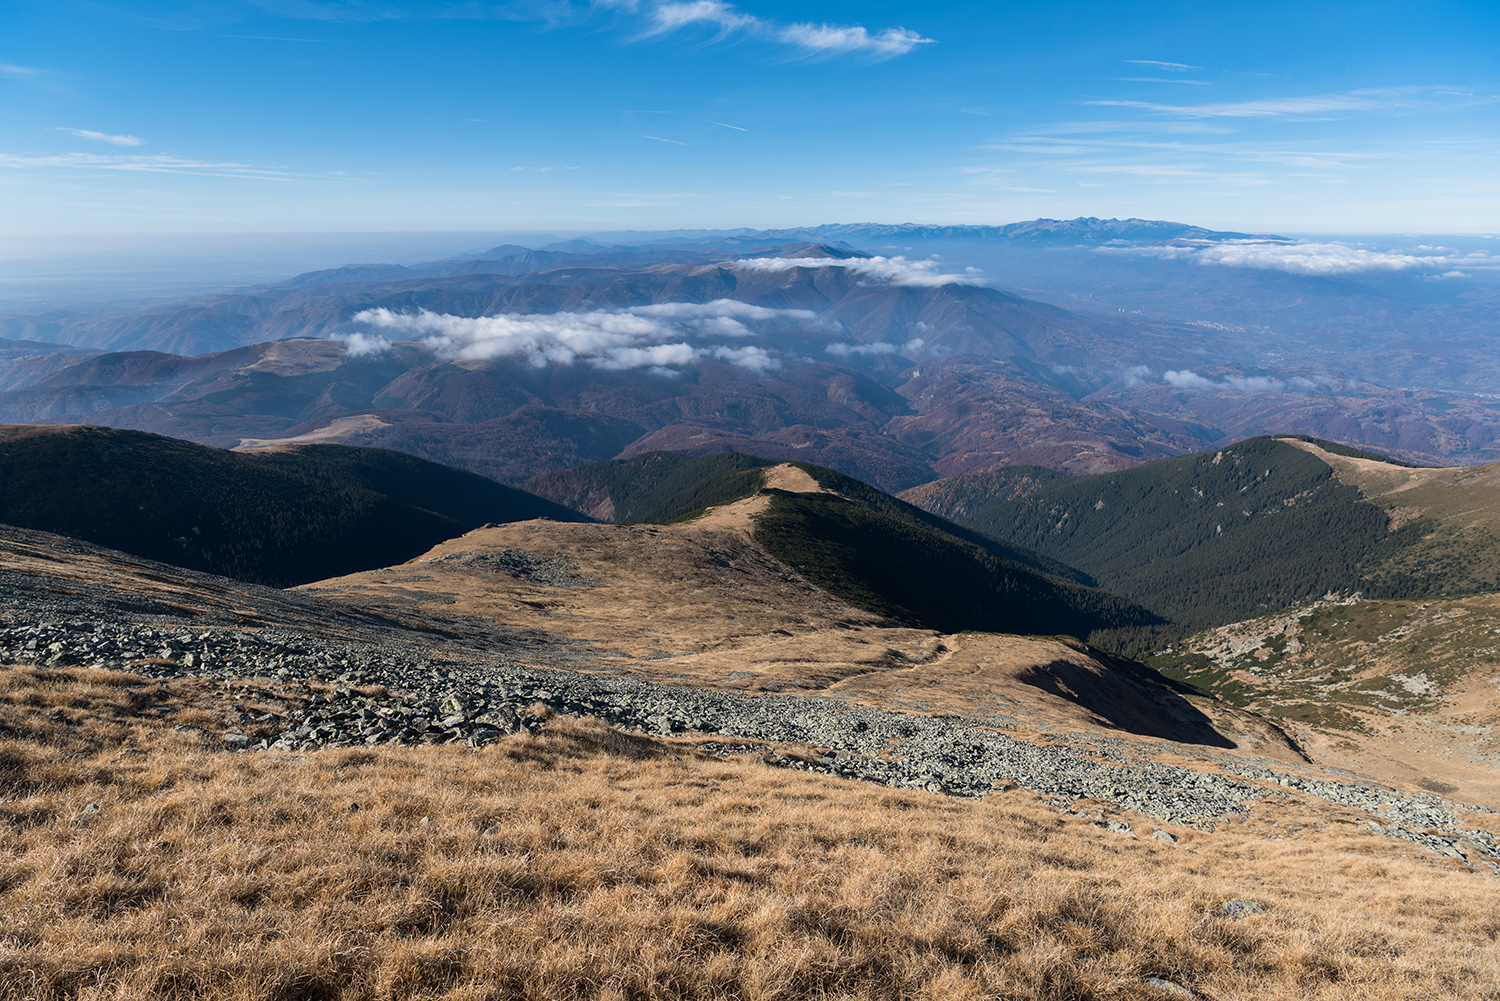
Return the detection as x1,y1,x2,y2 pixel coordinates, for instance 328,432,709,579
2,0,1497,236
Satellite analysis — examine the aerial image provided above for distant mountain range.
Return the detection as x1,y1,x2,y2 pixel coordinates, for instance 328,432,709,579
1,217,1496,489
761,218,1283,244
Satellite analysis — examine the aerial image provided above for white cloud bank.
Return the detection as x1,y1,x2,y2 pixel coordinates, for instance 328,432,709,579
346,299,827,374
1197,242,1450,276
1100,239,1498,277
734,256,987,287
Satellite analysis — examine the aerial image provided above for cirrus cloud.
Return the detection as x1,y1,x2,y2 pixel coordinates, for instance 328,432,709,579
643,0,932,59
249,0,932,60
58,128,144,147
0,150,285,179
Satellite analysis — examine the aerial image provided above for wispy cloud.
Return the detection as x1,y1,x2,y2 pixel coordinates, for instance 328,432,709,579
349,299,815,374
243,0,588,25
642,134,689,145
776,21,931,58
1114,77,1210,86
644,0,755,36
248,0,932,59
1198,241,1484,275
642,1,932,59
0,63,39,77
57,128,144,147
734,256,986,287
0,151,286,179
1087,88,1440,119
1124,60,1201,72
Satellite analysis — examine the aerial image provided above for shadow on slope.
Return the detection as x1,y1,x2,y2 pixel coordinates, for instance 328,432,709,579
752,489,1162,640
0,424,588,587
1015,651,1237,748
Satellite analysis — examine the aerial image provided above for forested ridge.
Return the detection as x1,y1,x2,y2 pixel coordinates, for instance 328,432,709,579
923,437,1435,629
0,425,586,587
753,489,1161,637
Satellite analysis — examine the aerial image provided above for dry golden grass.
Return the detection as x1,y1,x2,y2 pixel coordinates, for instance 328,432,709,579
1,665,1497,1001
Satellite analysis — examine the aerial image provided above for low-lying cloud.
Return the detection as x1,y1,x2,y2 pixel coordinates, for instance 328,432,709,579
1163,369,1317,393
735,256,987,287
825,337,926,357
347,299,824,374
1197,242,1448,276
339,332,392,357
1099,239,1497,277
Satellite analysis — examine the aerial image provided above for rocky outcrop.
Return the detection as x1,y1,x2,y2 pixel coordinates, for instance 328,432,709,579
3,616,1495,868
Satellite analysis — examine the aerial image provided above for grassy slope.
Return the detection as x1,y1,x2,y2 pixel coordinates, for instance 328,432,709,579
2,663,1495,1001
906,437,1441,631
0,425,587,588
524,449,1152,637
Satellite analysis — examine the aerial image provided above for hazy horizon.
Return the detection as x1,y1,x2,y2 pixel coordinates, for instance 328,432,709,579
3,221,1497,316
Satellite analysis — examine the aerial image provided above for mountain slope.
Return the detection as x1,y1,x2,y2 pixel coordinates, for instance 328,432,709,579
0,424,588,587
752,487,1159,638
1280,438,1500,598
529,452,1158,638
901,436,1462,630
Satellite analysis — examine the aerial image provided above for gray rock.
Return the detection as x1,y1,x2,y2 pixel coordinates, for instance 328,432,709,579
1221,899,1268,919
